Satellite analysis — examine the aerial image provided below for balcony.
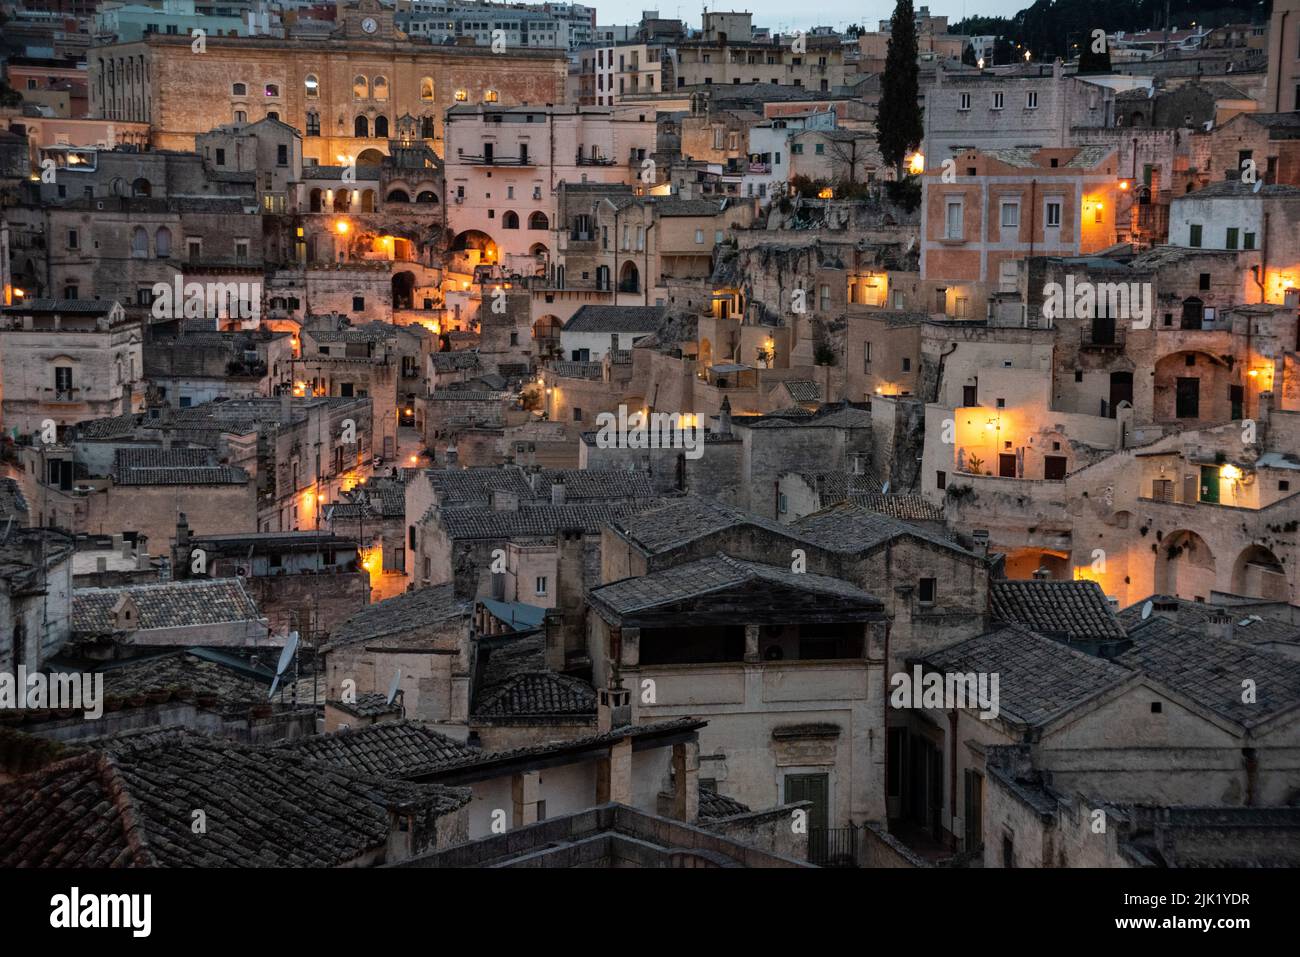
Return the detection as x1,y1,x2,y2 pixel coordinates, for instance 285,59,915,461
458,154,535,167
1080,322,1126,350
576,153,615,167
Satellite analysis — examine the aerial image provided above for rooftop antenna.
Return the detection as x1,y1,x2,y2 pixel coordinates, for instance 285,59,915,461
1140,599,1153,620
268,629,300,699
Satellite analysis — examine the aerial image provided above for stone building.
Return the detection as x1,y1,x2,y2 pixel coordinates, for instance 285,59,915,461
0,298,144,437
674,13,847,93
88,0,568,164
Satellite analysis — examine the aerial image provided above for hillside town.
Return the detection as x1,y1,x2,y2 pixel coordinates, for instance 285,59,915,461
1,0,1299,878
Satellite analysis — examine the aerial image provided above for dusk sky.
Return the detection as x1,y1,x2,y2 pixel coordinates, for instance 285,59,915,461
610,0,1033,33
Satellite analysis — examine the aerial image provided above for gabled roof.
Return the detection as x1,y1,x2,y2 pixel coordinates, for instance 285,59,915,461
846,493,945,522
1117,623,1300,729
589,554,883,626
0,736,469,867
921,625,1133,727
989,579,1127,643
437,501,640,541
73,579,262,635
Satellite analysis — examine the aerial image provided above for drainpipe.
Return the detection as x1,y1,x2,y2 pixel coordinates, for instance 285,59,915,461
948,707,959,849
1274,13,1290,112
1029,179,1037,257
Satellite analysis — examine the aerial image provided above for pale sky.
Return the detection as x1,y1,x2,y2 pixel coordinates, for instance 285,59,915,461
604,1,1029,33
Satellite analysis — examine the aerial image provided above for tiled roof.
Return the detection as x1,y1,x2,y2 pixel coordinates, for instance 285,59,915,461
428,390,509,401
548,359,604,379
112,446,249,486
699,785,752,821
780,379,823,403
590,554,882,619
74,412,145,439
989,580,1127,643
792,502,976,557
438,501,638,540
1119,595,1300,645
427,466,536,506
306,323,398,343
475,672,597,717
431,350,481,372
563,305,665,333
91,650,268,703
0,737,470,867
611,497,783,555
1,298,115,314
846,493,945,522
0,477,29,520
323,584,470,650
1117,624,1300,728
329,692,403,718
537,468,656,500
73,579,262,634
794,471,882,502
280,721,481,777
923,625,1132,726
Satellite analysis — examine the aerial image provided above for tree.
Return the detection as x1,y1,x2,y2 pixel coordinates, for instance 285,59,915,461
961,42,978,67
1077,31,1114,73
876,0,923,175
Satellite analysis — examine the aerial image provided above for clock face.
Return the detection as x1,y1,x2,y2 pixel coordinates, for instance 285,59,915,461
361,17,377,34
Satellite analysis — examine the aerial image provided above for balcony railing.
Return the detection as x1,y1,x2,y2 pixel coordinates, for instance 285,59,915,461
1080,323,1126,350
458,154,535,167
576,153,615,166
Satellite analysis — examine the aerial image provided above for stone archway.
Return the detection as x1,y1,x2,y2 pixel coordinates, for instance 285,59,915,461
1231,544,1289,601
1156,529,1216,601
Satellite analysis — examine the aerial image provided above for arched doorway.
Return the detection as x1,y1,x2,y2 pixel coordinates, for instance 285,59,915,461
619,260,639,293
1156,530,1216,601
1109,371,1133,418
392,270,415,310
356,148,385,166
354,115,369,138
333,190,350,212
360,189,375,212
416,190,438,204
1232,544,1289,600
451,229,497,264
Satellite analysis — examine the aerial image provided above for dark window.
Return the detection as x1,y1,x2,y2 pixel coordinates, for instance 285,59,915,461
1280,480,1291,492
962,384,977,406
352,296,364,311
936,470,946,490
1074,369,1083,383
918,578,936,604
1189,224,1202,247
1199,273,1210,290
277,144,288,166
1151,701,1163,714
1002,836,1014,868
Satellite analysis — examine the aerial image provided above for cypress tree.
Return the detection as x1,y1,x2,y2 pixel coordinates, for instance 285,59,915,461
877,0,924,174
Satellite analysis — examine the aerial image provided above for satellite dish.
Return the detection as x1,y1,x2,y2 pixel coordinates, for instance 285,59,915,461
881,481,890,495
268,630,299,699
385,668,402,705
1140,600,1153,621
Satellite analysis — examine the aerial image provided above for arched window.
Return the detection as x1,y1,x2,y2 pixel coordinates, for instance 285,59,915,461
266,111,279,121
264,83,280,98
420,116,435,139
387,189,410,203
353,75,369,100
528,211,549,230
232,82,247,96
304,74,319,98
361,189,375,212
416,190,438,203
354,115,369,138
502,210,519,229
373,76,389,102
131,226,148,258
155,226,171,258
374,114,389,138
131,177,151,197
306,111,320,136
484,89,499,103
420,77,434,101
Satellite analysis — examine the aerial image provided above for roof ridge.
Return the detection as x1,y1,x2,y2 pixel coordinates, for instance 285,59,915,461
95,751,160,867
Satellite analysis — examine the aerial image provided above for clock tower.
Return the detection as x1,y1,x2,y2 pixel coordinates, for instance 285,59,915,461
338,0,396,40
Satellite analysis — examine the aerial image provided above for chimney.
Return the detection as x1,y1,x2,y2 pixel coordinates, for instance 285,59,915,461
120,537,133,559
717,395,733,437
137,548,150,571
281,390,291,421
111,533,124,552
444,444,458,468
1205,608,1235,642
491,489,519,512
176,513,191,550
96,556,108,574
551,482,566,505
597,681,632,732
